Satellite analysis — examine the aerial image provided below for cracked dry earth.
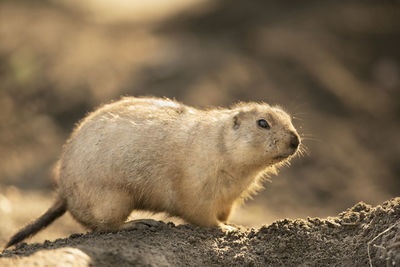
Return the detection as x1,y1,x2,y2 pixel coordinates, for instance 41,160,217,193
1,198,399,266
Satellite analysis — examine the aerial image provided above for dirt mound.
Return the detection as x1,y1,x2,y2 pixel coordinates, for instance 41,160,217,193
1,198,399,266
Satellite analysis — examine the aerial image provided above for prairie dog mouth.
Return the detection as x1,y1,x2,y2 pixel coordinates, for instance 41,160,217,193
273,155,290,161
273,150,296,161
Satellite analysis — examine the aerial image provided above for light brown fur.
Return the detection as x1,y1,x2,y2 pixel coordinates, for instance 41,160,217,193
6,96,300,247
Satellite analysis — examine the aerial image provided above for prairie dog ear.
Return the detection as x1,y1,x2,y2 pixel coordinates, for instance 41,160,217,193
233,111,246,129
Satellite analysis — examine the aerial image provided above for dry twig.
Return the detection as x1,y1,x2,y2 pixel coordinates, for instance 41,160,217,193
367,221,399,267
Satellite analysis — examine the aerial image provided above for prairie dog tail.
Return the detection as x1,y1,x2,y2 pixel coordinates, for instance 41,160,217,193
5,197,67,248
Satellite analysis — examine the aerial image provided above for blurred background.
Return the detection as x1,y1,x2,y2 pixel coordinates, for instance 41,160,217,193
1,0,399,245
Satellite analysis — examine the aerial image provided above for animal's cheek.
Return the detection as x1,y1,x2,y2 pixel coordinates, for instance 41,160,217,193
261,138,276,153
266,135,285,153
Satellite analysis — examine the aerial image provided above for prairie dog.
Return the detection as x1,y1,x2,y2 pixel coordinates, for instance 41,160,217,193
6,97,301,248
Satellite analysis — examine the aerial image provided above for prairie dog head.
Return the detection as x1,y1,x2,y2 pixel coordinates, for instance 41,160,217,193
225,103,300,168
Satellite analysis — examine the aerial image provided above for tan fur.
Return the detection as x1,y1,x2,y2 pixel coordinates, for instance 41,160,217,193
11,97,301,244
56,96,300,229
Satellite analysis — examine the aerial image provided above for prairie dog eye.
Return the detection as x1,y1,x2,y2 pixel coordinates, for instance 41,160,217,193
257,119,270,129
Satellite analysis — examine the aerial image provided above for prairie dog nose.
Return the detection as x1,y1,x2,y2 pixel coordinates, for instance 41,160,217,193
289,132,300,149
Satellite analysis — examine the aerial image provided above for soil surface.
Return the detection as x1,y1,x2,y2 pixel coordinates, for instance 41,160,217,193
1,198,399,266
